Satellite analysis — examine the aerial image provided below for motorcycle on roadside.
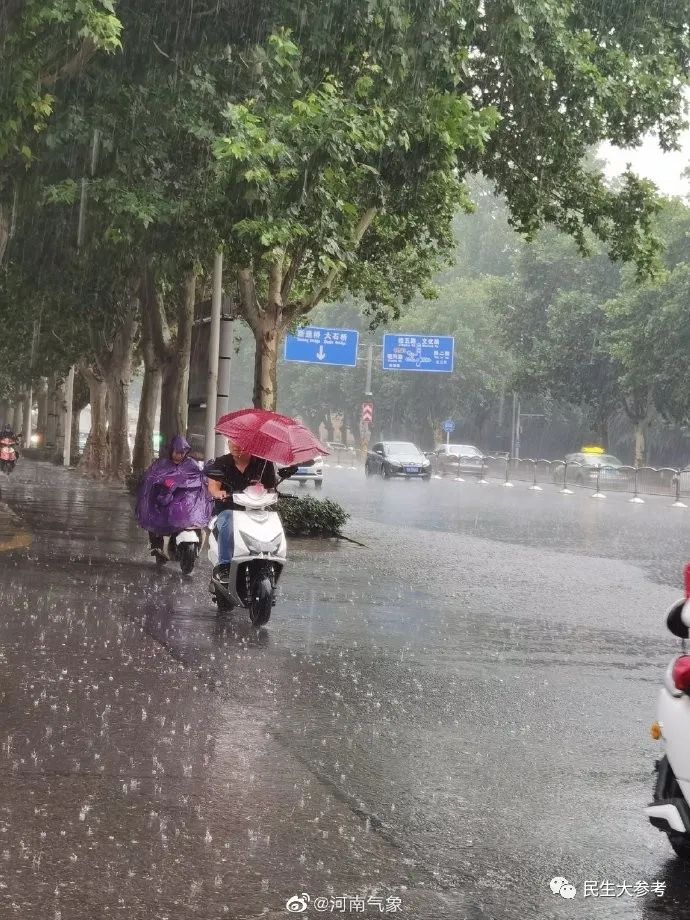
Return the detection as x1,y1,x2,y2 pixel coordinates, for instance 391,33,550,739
157,529,205,575
0,437,18,475
646,564,690,859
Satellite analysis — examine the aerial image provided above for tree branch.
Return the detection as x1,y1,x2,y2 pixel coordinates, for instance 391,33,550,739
141,264,171,361
281,245,305,303
303,206,378,311
267,254,284,311
41,37,99,86
238,266,260,331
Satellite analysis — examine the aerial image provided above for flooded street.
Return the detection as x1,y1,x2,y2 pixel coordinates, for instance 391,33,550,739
2,461,690,918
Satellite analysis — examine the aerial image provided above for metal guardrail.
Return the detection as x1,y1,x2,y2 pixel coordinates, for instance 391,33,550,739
322,448,690,507
426,454,688,507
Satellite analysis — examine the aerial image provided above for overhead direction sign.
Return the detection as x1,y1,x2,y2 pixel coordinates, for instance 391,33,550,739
382,334,454,373
284,327,359,367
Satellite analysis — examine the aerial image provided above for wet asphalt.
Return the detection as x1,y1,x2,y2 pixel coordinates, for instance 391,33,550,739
2,460,690,919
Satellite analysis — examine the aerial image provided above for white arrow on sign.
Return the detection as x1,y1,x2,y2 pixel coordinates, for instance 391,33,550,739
316,346,326,361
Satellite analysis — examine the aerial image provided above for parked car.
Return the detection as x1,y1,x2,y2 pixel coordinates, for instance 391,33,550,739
365,441,431,480
431,443,484,477
326,441,353,452
553,450,630,487
293,455,324,488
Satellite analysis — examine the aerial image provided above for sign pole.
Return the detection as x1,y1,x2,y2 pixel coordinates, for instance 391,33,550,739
365,344,373,397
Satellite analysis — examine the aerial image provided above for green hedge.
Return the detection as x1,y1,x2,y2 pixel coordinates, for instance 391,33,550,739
277,494,349,537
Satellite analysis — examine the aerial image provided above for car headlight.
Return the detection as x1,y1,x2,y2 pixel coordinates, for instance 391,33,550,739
422,459,430,467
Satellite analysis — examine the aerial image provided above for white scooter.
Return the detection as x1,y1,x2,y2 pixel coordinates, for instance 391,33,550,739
646,566,690,860
169,529,203,575
207,484,287,627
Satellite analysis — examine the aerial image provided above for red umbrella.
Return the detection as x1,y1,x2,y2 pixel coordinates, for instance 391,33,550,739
214,409,329,466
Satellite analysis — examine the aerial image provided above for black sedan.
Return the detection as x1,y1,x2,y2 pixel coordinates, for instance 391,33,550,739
365,441,431,480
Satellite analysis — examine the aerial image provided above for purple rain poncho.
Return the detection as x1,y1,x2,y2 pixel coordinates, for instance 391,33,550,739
135,435,214,535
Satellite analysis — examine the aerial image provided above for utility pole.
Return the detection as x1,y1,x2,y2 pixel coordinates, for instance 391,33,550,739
360,343,375,451
204,251,223,461
215,308,234,455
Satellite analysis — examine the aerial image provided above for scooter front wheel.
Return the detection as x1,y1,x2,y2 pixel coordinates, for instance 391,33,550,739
212,584,233,614
249,576,273,627
178,543,197,575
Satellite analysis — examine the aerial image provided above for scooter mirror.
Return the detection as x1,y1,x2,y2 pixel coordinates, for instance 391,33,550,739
666,599,690,640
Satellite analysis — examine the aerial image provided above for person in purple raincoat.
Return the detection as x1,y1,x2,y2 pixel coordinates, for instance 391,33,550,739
135,435,214,564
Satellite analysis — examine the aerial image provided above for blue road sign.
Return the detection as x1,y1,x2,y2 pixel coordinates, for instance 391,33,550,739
442,419,455,434
284,327,359,367
382,333,454,373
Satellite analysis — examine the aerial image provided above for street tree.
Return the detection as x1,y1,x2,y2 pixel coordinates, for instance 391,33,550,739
0,0,121,264
211,0,690,408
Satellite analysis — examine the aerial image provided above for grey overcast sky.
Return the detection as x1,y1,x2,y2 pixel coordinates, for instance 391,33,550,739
600,128,690,198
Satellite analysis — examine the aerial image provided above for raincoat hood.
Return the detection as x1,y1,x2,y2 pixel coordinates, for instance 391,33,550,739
169,435,191,459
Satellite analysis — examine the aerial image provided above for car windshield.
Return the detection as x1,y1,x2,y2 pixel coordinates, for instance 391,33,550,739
580,454,622,466
385,442,422,459
448,445,481,457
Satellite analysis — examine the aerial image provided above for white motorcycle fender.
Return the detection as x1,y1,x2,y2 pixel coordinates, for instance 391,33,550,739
176,529,200,545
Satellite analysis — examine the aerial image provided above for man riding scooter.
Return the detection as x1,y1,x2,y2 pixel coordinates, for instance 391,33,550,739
205,440,298,585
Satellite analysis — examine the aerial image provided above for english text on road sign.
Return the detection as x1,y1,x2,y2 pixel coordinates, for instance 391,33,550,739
382,334,454,373
284,327,359,367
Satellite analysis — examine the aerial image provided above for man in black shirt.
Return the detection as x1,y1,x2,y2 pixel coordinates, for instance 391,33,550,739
205,441,297,584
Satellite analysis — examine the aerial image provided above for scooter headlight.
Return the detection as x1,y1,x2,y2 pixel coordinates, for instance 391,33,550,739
239,531,282,555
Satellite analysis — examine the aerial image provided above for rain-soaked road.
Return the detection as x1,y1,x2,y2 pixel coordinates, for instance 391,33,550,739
3,460,690,919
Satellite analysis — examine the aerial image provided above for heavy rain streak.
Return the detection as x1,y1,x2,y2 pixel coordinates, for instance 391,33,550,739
2,1,690,918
